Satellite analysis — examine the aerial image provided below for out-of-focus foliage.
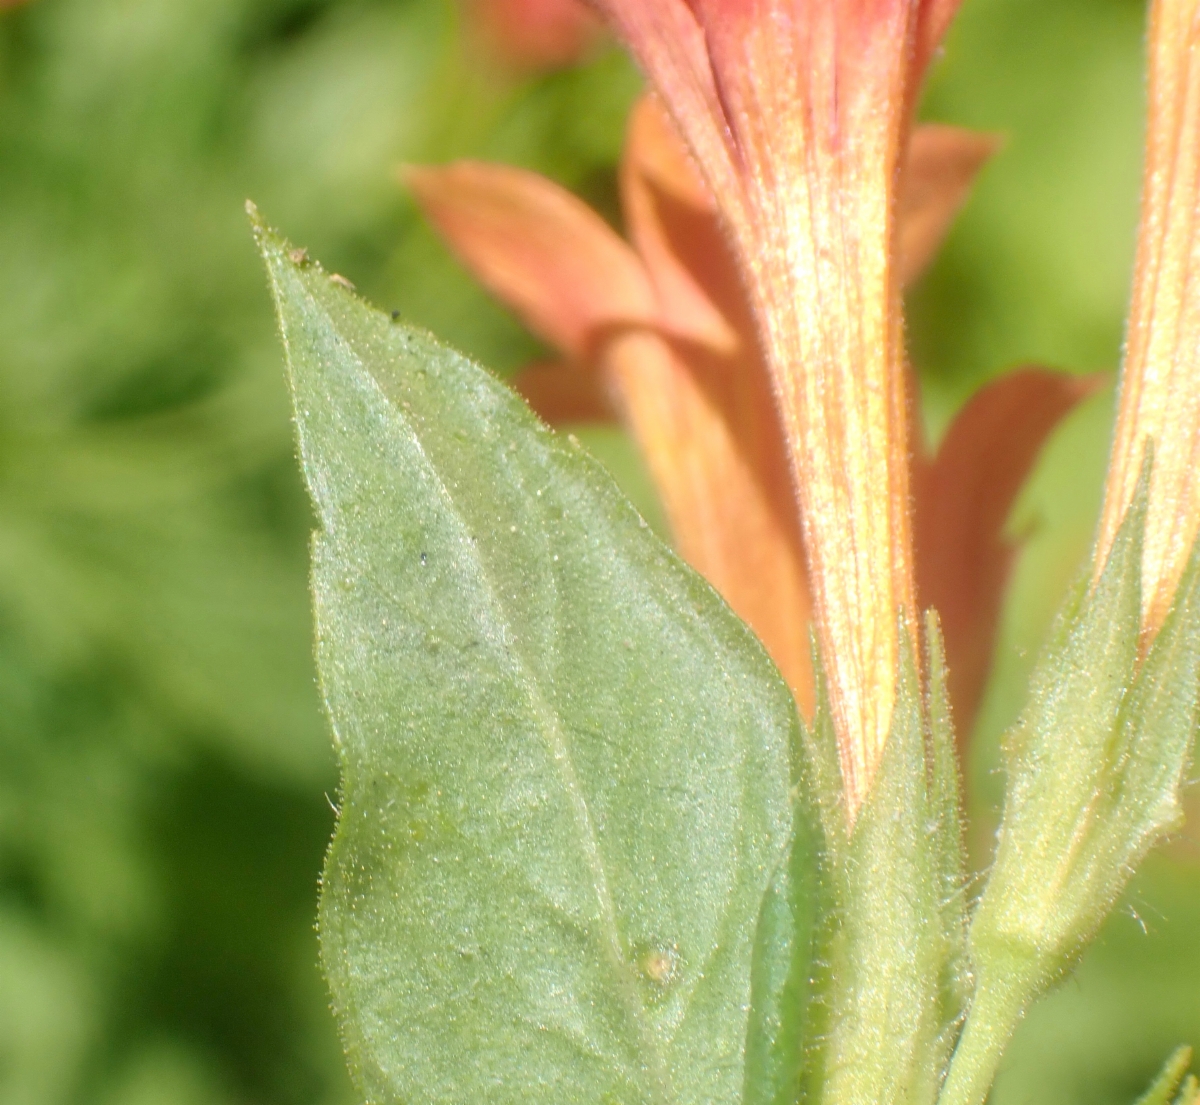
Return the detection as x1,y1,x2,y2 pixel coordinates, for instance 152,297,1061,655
0,1,635,1101
0,0,1194,1102
916,2,1200,1099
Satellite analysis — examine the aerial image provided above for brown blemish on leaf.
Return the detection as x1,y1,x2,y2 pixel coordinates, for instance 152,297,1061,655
639,944,679,987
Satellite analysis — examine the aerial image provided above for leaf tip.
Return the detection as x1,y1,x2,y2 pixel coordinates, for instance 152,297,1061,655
246,200,286,258
245,199,275,250
246,206,321,290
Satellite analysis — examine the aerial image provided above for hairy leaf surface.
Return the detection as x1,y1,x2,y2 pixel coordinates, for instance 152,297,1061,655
254,212,797,1105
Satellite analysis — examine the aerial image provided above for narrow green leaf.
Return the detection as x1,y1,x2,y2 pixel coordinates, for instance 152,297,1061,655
739,681,835,1103
253,210,798,1105
792,666,847,1105
741,835,811,1105
1110,538,1200,865
798,647,850,867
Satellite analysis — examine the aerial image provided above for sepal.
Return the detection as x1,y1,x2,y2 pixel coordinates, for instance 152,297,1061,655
817,621,969,1105
924,613,973,1074
940,472,1200,1105
752,621,969,1105
1134,1047,1199,1105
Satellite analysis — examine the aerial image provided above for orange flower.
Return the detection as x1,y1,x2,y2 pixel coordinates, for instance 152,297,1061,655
1096,0,1200,641
580,0,962,814
408,95,1094,789
408,100,816,711
911,366,1104,743
464,0,603,71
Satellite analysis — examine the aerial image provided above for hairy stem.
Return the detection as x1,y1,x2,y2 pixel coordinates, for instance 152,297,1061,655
938,969,1031,1105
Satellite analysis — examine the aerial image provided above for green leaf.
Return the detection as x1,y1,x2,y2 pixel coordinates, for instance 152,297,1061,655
742,766,824,1105
940,477,1200,1105
253,209,799,1105
740,842,806,1105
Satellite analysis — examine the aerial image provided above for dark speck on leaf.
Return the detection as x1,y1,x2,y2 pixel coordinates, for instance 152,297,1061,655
420,552,427,565
392,309,401,320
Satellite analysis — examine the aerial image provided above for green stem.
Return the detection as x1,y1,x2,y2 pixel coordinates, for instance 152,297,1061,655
938,971,1032,1105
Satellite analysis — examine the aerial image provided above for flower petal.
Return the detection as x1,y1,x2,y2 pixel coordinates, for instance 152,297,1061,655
898,125,1001,286
602,330,814,712
914,0,964,81
618,96,814,709
697,1,922,815
403,161,655,359
913,368,1105,739
585,1,742,213
467,0,604,70
620,95,746,352
512,360,616,422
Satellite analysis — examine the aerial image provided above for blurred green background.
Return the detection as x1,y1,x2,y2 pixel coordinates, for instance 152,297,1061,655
0,0,1193,1102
